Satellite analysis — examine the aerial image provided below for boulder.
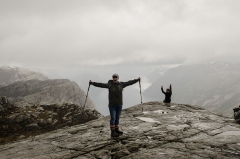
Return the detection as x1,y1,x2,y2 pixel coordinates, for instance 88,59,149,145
0,96,8,105
26,123,39,131
233,107,240,124
37,120,50,127
0,105,3,112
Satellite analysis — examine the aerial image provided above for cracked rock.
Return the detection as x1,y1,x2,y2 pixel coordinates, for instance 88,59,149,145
0,102,240,159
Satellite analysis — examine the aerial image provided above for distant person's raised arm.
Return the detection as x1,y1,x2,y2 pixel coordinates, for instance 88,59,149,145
161,86,165,94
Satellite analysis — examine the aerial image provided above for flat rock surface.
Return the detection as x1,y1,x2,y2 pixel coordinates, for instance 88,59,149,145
1,102,240,159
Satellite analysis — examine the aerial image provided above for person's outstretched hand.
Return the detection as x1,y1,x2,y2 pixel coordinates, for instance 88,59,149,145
89,80,92,85
138,77,141,81
161,85,163,89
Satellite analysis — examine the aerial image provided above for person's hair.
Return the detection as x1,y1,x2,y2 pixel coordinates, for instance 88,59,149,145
166,89,170,91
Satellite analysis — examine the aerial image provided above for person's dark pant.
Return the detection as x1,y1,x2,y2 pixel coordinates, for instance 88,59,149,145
108,105,122,130
163,100,171,103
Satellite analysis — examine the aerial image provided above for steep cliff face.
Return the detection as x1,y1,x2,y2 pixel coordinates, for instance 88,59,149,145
0,96,102,145
1,102,239,159
0,79,95,110
0,66,48,86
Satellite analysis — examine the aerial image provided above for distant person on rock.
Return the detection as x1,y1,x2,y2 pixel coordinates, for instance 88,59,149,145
161,84,172,103
233,105,240,124
89,74,140,137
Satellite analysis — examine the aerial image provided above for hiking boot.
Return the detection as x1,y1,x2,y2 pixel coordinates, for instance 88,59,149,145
111,129,119,137
115,128,123,135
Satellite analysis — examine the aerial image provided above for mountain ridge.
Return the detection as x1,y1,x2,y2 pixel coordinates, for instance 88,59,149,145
0,66,48,86
0,79,95,110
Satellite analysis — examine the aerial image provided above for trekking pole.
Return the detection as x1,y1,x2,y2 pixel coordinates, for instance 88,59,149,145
83,83,91,110
139,79,143,111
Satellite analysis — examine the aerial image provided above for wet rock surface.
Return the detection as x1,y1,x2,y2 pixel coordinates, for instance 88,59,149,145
0,97,102,145
1,102,240,159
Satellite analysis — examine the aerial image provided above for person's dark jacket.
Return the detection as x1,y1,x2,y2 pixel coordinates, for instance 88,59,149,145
161,85,172,103
92,79,139,106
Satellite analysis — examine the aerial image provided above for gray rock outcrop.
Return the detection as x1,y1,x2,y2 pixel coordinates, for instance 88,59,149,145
0,79,95,110
0,66,48,86
0,97,102,145
1,102,240,158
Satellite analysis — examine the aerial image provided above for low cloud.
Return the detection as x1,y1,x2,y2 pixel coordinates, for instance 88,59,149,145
0,0,240,68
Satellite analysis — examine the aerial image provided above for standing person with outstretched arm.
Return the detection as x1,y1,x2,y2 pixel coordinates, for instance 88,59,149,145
89,74,140,137
161,84,172,103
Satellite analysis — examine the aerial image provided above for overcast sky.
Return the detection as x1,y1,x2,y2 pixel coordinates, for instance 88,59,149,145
1,0,240,68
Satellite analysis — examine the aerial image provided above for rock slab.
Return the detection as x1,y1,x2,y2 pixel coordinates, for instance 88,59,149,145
0,102,240,159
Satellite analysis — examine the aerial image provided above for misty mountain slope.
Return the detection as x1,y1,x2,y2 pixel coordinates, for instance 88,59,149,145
0,102,239,159
144,62,240,114
71,73,103,96
0,79,95,110
0,66,48,86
